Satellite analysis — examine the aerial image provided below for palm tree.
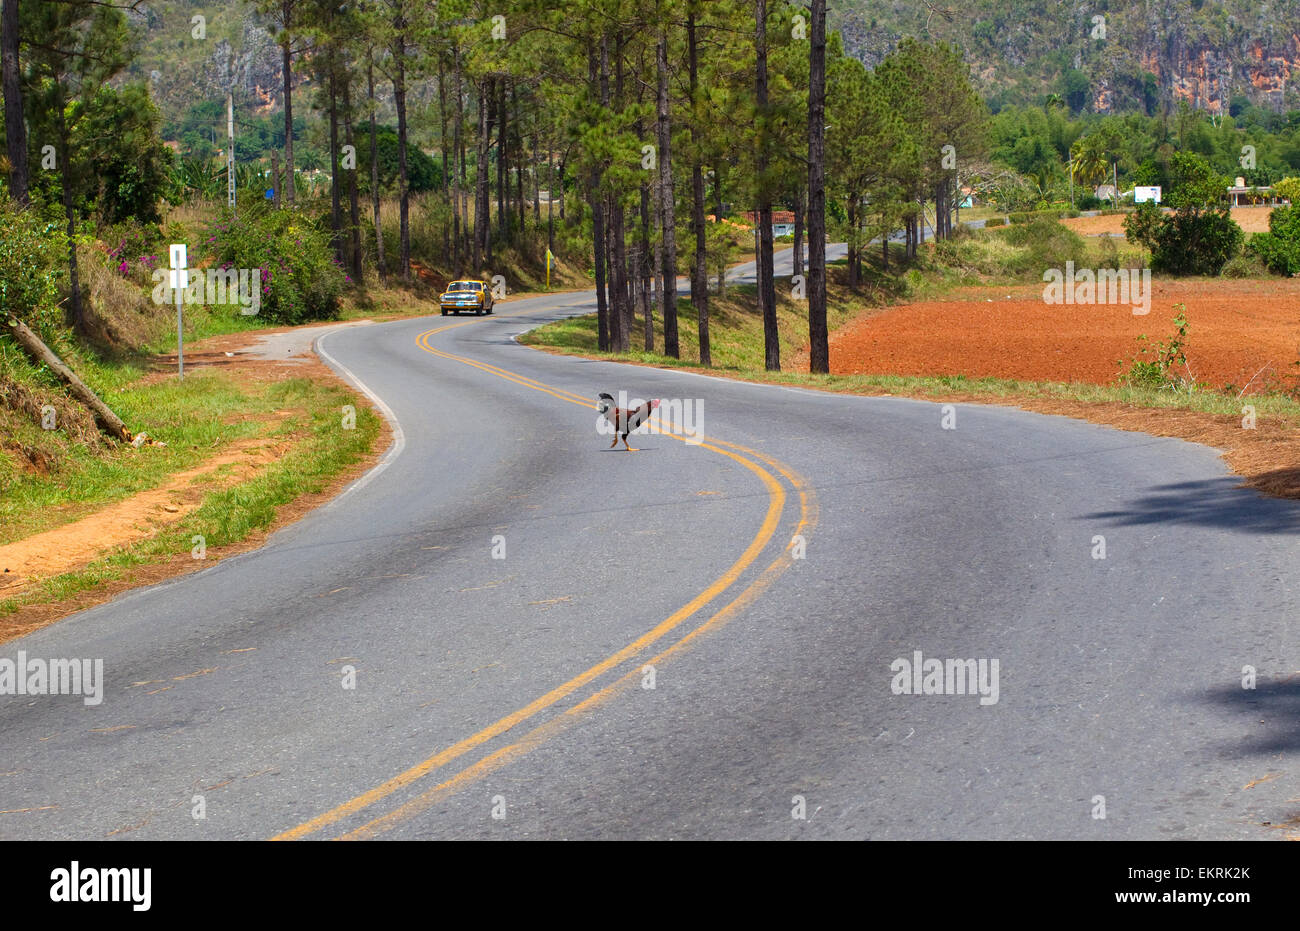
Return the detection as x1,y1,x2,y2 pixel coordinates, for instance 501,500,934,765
1070,135,1110,195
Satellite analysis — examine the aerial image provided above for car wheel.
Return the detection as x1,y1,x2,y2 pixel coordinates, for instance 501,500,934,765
441,308,448,316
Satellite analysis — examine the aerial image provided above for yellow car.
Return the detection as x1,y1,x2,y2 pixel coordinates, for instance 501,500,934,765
440,279,494,316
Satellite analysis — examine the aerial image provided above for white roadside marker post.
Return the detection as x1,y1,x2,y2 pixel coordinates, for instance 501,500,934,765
170,243,187,380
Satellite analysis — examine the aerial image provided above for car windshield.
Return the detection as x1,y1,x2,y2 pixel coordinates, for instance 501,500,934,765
448,282,480,292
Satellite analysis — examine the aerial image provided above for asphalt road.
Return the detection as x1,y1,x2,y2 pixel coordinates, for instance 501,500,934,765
2,252,1297,840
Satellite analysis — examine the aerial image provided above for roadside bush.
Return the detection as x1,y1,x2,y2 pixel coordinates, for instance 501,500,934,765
0,200,67,339
1123,153,1244,276
1076,194,1103,210
1009,207,1080,223
1248,205,1300,275
204,207,344,324
102,219,164,289
1220,252,1267,278
1000,216,1089,275
1123,201,1243,276
354,126,442,196
1118,305,1193,392
1095,235,1121,270
983,216,1006,227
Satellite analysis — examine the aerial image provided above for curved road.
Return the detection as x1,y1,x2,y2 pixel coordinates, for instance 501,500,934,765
3,257,1298,840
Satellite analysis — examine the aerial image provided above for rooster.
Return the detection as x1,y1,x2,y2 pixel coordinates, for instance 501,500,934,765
597,393,660,451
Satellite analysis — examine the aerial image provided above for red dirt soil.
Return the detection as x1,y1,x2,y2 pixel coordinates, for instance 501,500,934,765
1060,205,1275,236
829,278,1300,393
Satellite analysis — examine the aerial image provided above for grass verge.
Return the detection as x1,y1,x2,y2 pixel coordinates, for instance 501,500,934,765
0,368,380,629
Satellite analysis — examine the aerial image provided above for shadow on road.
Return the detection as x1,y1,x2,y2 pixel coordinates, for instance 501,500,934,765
1084,477,1300,535
1199,674,1300,756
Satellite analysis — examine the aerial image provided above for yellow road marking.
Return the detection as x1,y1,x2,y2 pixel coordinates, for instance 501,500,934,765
273,310,810,840
341,454,818,840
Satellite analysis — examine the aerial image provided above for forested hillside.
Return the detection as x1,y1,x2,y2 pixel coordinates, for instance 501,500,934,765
122,0,1300,147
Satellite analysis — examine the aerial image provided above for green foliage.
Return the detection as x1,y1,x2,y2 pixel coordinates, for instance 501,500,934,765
174,157,223,201
0,202,68,338
1273,177,1300,205
1122,155,1243,275
80,84,176,224
204,207,345,324
1009,207,1080,223
1249,205,1300,275
1149,209,1243,275
1122,201,1164,250
1220,252,1266,278
1164,152,1230,210
1120,306,1191,390
1001,217,1089,273
354,126,442,196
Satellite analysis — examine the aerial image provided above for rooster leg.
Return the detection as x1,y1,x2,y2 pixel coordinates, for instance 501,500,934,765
622,434,638,452
609,434,620,449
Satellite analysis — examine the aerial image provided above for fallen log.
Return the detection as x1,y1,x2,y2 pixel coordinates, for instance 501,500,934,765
3,315,132,442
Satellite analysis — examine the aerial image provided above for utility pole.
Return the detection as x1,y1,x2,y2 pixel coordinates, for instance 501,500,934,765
227,91,236,213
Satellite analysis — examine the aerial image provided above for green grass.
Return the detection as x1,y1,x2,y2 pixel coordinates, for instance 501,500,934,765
520,273,875,373
0,365,282,544
0,374,380,619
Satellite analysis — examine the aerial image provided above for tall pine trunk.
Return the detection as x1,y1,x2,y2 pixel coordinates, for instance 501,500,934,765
3,0,28,205
394,41,411,280
453,44,465,274
792,185,805,278
475,78,491,271
328,62,343,266
496,78,507,248
755,0,778,371
342,67,361,281
688,8,710,367
438,57,450,259
588,47,609,352
55,96,83,333
367,54,385,282
806,0,829,374
656,36,679,359
281,0,295,206
640,180,654,352
608,37,628,352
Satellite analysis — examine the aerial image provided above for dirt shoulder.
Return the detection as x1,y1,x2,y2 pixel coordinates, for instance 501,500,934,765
1,320,391,644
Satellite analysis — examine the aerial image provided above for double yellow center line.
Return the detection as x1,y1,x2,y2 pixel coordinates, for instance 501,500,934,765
272,310,816,840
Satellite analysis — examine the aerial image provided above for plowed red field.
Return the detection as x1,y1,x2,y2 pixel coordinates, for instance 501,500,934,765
829,279,1300,393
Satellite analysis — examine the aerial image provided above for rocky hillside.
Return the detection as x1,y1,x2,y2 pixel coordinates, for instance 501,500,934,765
830,0,1300,114
126,0,1300,130
125,1,285,119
